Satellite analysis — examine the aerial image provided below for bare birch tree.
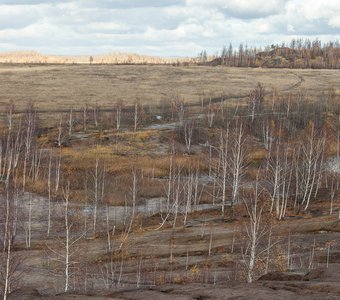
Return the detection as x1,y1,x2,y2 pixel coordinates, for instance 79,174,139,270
57,117,63,147
83,104,88,133
47,181,84,293
93,103,100,129
248,83,264,122
0,188,23,299
243,180,267,283
206,98,217,128
91,156,105,238
215,126,230,216
230,120,247,207
133,100,144,131
68,108,74,136
266,141,293,220
119,166,138,249
183,121,195,153
115,101,123,130
296,123,325,210
47,151,52,236
22,105,36,192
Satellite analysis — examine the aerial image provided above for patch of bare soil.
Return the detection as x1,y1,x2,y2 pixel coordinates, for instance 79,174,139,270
12,265,340,299
7,209,340,300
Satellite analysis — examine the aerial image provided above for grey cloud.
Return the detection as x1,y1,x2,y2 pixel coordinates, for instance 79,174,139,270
240,6,285,19
80,0,185,9
0,16,35,30
187,0,287,19
0,0,69,4
294,22,340,36
222,8,281,19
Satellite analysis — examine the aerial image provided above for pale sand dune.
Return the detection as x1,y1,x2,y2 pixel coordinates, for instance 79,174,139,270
0,50,194,65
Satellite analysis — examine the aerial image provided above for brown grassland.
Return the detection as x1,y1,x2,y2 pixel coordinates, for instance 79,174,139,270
0,64,339,111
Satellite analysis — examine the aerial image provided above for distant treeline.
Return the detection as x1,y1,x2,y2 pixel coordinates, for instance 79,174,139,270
198,38,340,69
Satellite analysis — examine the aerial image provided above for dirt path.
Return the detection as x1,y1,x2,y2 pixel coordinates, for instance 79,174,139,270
285,71,305,91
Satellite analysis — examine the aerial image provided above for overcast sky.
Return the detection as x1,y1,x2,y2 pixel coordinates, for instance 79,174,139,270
0,0,339,56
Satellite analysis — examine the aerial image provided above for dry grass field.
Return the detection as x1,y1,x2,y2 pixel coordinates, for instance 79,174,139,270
0,64,339,111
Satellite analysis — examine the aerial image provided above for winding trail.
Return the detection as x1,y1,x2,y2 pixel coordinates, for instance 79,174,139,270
285,71,305,91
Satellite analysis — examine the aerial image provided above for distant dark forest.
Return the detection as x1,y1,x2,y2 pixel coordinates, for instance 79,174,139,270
198,38,340,69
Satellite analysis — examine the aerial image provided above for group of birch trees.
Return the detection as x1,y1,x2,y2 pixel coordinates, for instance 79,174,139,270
0,81,339,293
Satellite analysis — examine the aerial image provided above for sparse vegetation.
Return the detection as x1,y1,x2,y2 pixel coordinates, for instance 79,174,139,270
0,63,340,299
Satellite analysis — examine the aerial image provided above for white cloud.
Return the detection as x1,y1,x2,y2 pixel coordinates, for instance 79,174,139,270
287,24,295,32
329,17,340,28
86,22,128,32
0,0,339,56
